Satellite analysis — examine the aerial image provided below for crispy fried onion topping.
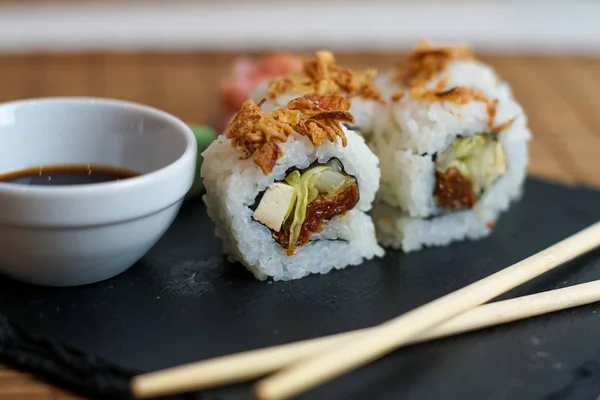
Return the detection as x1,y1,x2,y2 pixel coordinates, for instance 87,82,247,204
394,40,474,88
408,87,515,133
266,51,384,103
391,41,515,133
225,94,355,174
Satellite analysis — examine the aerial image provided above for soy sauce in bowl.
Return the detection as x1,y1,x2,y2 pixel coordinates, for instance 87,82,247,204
0,164,139,186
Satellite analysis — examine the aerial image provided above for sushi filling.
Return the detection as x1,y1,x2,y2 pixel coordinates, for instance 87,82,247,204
434,133,507,210
252,158,359,255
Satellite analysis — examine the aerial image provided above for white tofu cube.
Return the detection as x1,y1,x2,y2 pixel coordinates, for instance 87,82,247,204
253,183,296,232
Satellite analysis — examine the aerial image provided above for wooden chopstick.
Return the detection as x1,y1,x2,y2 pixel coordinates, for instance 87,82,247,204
131,278,600,398
254,221,600,400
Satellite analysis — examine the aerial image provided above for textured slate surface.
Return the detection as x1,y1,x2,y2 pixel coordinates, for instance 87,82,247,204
0,177,599,400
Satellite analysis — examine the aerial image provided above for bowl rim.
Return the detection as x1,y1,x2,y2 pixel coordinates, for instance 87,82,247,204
0,96,197,197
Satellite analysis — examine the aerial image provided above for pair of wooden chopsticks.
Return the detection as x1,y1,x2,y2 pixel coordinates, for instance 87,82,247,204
131,221,600,399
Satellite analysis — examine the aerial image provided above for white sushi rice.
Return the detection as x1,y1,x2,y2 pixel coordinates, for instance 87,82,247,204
250,83,379,135
201,125,384,281
369,58,532,251
373,70,397,101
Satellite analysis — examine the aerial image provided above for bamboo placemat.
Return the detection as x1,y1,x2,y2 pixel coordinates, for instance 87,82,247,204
0,52,599,399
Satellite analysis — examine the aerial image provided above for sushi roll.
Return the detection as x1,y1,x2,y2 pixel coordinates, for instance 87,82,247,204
250,50,385,138
370,42,531,252
201,94,384,280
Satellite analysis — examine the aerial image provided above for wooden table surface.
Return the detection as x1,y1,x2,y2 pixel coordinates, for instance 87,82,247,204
0,52,599,399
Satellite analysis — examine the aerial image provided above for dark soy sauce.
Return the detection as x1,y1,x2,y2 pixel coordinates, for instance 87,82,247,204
0,164,140,186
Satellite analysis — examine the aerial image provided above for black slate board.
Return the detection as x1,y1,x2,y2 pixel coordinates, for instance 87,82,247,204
1,177,600,400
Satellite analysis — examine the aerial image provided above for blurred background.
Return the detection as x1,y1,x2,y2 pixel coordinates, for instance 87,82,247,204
0,0,599,184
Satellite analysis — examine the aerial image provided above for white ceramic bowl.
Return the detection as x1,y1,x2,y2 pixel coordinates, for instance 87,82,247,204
0,97,197,286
